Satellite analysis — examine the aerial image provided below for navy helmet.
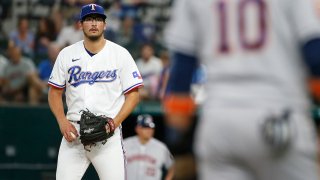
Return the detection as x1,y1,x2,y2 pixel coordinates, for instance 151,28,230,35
80,4,107,21
137,114,155,128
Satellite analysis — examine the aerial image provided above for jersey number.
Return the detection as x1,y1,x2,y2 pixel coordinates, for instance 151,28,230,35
217,0,267,53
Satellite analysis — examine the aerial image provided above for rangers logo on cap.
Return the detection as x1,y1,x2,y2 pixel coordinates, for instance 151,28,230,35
80,3,107,20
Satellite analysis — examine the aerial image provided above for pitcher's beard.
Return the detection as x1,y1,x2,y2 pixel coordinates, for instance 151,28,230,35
84,32,103,41
88,35,101,41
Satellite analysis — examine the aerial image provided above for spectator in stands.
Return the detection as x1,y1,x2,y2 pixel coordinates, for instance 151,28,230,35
120,0,141,18
33,42,61,103
134,21,156,44
2,41,46,104
0,54,8,103
9,16,35,58
63,0,96,6
104,0,123,41
34,17,57,61
50,10,65,37
115,15,140,58
0,22,7,48
136,43,162,100
0,54,8,77
38,42,60,82
55,14,83,48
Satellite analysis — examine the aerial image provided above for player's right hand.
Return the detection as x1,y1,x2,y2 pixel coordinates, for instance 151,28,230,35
59,119,78,142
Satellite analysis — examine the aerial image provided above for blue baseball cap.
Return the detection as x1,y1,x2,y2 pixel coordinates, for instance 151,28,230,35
137,114,155,128
80,4,107,21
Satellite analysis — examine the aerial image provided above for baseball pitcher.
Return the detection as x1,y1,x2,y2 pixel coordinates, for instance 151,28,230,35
48,3,143,180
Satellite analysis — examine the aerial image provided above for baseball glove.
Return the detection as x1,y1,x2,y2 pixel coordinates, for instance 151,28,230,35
79,109,115,150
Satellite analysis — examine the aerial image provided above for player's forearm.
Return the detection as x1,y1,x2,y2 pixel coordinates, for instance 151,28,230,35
48,87,67,123
113,90,140,127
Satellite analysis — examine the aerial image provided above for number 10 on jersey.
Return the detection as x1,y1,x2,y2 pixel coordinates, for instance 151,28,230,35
217,0,268,53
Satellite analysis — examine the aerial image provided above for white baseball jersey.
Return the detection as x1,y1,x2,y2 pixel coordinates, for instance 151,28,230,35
48,40,143,121
124,136,174,180
165,0,320,111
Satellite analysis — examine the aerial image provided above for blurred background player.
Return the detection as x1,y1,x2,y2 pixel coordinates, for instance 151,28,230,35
164,0,320,180
124,114,175,180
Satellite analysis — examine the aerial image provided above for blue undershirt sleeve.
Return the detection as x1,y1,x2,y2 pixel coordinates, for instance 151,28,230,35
302,38,320,77
166,52,198,93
